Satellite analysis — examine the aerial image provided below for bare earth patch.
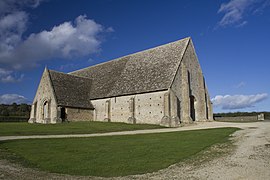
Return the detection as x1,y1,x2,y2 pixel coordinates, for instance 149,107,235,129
1,121,270,180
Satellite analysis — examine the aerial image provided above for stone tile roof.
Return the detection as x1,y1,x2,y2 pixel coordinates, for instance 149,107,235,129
70,37,190,100
48,70,94,109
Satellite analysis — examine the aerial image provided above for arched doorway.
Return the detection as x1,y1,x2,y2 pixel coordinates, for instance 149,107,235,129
177,98,181,120
190,95,196,121
205,93,209,120
43,101,49,120
60,107,66,122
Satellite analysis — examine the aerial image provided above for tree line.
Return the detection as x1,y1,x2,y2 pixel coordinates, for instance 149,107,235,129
214,111,270,119
0,103,31,117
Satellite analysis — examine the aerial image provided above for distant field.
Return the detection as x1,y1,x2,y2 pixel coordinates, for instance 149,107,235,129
0,121,164,136
0,127,238,177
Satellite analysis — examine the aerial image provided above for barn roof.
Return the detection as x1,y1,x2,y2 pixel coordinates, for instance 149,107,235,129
46,37,190,108
48,70,94,109
69,37,190,100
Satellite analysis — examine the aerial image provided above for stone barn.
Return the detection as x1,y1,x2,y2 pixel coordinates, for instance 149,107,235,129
29,37,213,127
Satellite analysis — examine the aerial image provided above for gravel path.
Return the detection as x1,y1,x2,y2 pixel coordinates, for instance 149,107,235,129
1,121,270,180
0,121,256,141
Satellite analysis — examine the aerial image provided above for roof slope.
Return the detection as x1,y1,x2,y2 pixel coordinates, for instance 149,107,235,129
48,70,93,109
70,37,190,99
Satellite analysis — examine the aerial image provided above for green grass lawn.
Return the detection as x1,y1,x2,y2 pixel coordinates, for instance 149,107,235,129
0,127,238,177
0,121,164,136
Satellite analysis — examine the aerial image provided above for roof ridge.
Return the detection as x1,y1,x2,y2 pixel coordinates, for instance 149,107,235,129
169,37,191,88
46,68,59,104
67,36,192,99
49,69,92,81
69,37,190,74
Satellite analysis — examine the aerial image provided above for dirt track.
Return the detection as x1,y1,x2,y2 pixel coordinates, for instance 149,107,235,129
132,121,270,180
0,121,270,180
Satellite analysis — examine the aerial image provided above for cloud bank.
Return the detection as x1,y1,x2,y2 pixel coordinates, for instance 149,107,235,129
0,0,112,82
0,0,42,13
1,15,104,69
211,93,268,110
217,0,270,27
0,94,29,104
0,68,24,83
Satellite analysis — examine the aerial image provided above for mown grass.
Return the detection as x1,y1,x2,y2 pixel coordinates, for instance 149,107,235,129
0,121,164,136
0,127,239,177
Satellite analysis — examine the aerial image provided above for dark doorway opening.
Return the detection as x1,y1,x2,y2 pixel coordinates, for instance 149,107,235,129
177,98,181,120
60,107,66,122
43,101,48,120
190,96,196,121
205,93,209,120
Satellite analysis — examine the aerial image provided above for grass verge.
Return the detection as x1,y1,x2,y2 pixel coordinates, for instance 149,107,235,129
0,121,164,136
0,127,239,177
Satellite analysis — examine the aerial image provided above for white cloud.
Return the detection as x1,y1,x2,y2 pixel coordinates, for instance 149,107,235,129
0,0,42,53
59,63,78,71
0,0,113,83
236,20,248,27
0,0,43,82
0,11,28,54
0,15,105,70
0,0,43,14
235,81,246,88
217,0,269,27
0,94,29,104
211,93,268,110
0,68,24,83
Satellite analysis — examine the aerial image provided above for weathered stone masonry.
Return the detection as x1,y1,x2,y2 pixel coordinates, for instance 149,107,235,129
29,37,213,126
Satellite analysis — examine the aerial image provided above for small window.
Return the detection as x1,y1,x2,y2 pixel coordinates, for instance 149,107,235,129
150,98,151,100
150,104,151,106
149,112,151,114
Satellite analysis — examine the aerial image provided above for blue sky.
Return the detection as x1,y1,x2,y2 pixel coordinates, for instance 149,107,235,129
0,0,269,113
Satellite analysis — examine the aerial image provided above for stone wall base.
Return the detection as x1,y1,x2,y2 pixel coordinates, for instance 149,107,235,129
104,118,111,122
161,116,180,127
128,117,136,124
28,118,36,123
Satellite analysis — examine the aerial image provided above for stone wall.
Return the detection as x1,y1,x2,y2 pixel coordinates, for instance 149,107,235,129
171,40,213,123
91,90,167,126
215,114,265,122
66,107,93,121
214,116,259,122
29,68,60,124
29,38,213,126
